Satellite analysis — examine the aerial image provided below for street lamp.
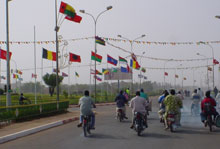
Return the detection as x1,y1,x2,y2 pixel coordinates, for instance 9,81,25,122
196,52,209,90
199,41,214,90
163,59,173,89
80,6,113,102
117,34,146,95
139,51,146,89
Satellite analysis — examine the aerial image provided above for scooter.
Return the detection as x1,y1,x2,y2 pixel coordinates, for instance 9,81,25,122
167,112,176,132
133,112,146,136
117,108,125,122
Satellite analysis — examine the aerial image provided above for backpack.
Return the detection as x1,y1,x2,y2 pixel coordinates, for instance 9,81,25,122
204,102,212,113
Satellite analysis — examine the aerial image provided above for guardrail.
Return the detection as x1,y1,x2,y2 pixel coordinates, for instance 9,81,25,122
0,100,69,122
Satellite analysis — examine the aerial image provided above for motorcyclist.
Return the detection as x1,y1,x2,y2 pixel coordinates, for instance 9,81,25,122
129,91,148,129
158,90,169,122
77,90,96,129
200,91,219,126
19,93,28,105
140,88,150,114
163,89,182,129
191,89,201,115
115,90,128,119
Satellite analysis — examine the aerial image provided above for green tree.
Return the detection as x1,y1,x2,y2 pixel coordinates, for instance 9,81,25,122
43,73,64,96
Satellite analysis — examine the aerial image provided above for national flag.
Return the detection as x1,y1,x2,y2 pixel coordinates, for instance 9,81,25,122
94,76,102,81
91,51,102,62
91,69,102,75
127,64,131,73
208,67,212,71
175,74,179,78
0,48,12,60
121,66,128,73
53,68,60,73
107,55,118,66
16,69,22,75
95,36,105,46
32,73,37,78
13,74,18,79
112,68,118,72
130,59,140,69
141,68,146,73
119,56,127,64
164,72,168,76
75,72,79,77
65,15,82,23
102,69,110,75
138,74,143,78
183,77,187,80
18,78,23,81
42,48,56,61
213,59,219,65
69,52,81,62
62,72,68,77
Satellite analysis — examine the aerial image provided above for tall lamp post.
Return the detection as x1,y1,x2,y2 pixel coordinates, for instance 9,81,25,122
199,41,214,90
139,51,146,89
163,59,173,89
6,0,12,106
80,6,113,102
196,52,209,90
117,34,146,94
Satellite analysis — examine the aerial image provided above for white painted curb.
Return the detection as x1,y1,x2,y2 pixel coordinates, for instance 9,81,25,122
0,117,79,144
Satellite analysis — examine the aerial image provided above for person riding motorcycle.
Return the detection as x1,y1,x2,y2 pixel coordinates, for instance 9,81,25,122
158,90,169,122
140,88,150,115
163,89,182,129
191,89,201,115
77,90,96,129
115,90,128,119
129,91,148,129
200,91,219,126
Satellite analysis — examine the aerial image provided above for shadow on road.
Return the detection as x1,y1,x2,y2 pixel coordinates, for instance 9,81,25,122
140,132,181,139
86,133,126,140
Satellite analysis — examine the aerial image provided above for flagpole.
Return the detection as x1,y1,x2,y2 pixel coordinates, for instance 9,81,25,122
55,0,60,101
34,26,37,104
68,63,70,97
41,56,43,97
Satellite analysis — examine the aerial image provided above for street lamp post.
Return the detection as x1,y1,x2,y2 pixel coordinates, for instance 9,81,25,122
196,52,209,90
117,34,146,94
80,6,113,102
139,51,145,89
6,0,12,106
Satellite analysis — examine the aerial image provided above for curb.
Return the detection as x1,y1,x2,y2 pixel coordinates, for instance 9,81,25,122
69,102,115,108
0,117,79,144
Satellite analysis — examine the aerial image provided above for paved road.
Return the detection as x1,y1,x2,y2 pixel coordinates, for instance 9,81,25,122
1,99,220,149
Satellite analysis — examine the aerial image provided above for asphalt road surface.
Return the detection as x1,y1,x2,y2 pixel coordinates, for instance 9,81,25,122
1,98,220,149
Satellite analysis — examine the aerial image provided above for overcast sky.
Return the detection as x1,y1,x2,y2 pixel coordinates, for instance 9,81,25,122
0,0,220,89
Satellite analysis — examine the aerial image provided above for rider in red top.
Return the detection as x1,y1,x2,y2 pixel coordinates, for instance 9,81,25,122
201,91,219,123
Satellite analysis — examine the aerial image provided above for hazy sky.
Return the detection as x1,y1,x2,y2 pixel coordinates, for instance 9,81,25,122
0,0,220,89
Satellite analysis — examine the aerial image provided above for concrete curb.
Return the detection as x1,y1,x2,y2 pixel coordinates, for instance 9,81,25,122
0,117,79,144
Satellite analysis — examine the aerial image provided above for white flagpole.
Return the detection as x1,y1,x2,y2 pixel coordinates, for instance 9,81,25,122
68,63,70,96
34,26,37,104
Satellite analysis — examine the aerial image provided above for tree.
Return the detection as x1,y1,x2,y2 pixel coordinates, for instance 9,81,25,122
43,73,64,96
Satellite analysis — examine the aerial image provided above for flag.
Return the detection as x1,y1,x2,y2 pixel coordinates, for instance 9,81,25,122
62,72,68,77
119,56,127,64
102,69,110,75
213,59,219,65
141,68,146,73
94,76,102,81
13,74,18,79
91,51,102,62
183,77,187,80
18,78,23,81
112,68,118,72
121,66,128,73
95,36,105,46
53,68,60,73
75,72,79,77
107,55,118,66
164,72,168,76
138,74,143,78
130,59,140,69
32,73,37,78
131,53,137,61
91,69,102,75
69,52,81,62
127,64,131,73
0,48,12,60
42,48,56,61
208,67,212,71
65,15,82,23
144,76,147,80
175,74,179,78
16,69,22,75
1,76,6,80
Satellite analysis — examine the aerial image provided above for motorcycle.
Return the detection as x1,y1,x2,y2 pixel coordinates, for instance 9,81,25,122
133,112,146,136
117,108,125,122
167,112,176,132
82,115,92,137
